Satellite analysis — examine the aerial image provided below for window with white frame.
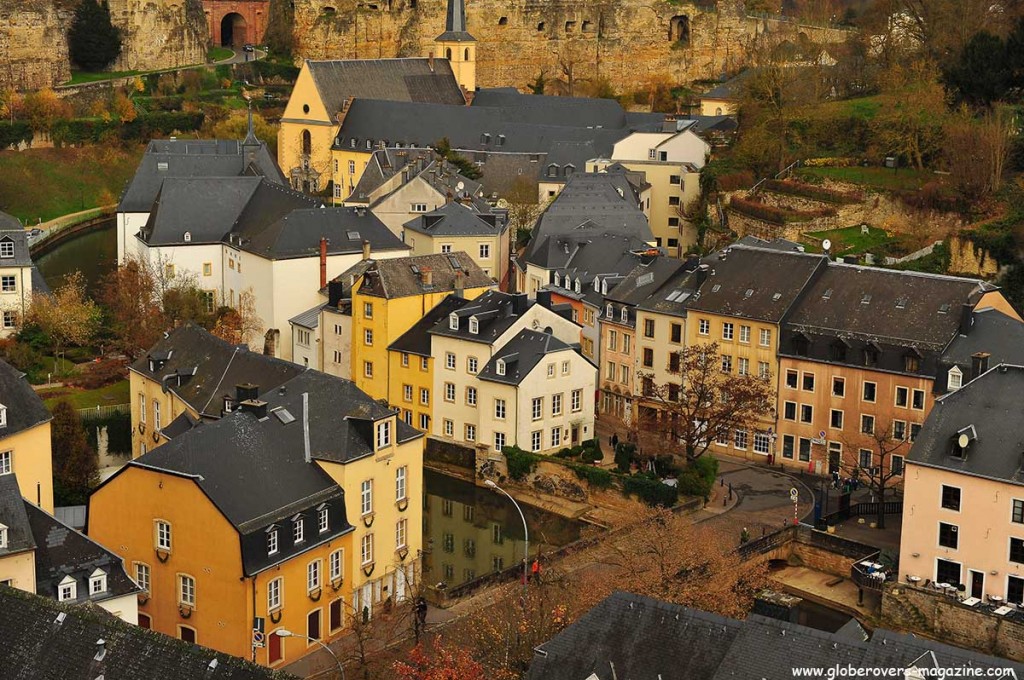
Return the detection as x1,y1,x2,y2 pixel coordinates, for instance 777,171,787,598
722,322,734,340
420,388,429,405
948,366,963,390
753,433,770,454
403,384,413,402
466,386,477,406
396,518,408,549
419,413,430,430
155,520,171,551
571,389,582,412
496,359,505,375
89,569,107,595
361,480,373,515
307,560,321,592
396,466,407,501
739,325,751,343
139,393,146,423
444,382,456,402
361,534,374,565
468,357,478,373
364,361,373,378
0,240,14,258
443,419,454,436
562,360,570,375
364,329,373,346
531,430,542,452
495,398,506,419
329,549,343,581
293,517,304,544
441,244,452,253
268,577,282,610
0,450,10,475
551,427,562,448
469,317,479,334
699,319,710,336
376,420,391,448
0,275,15,293
449,313,459,330
445,352,456,370
58,576,76,602
267,528,279,555
134,562,150,592
318,506,329,533
494,431,506,451
178,574,196,607
547,363,555,378
479,244,490,259
552,393,562,416
153,400,161,430
465,424,476,441
3,311,16,331
532,397,543,420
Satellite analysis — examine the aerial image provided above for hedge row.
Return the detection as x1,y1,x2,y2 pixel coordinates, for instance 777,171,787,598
50,111,205,145
0,121,33,148
763,179,863,205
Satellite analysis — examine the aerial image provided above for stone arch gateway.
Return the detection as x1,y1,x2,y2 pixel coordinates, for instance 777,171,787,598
204,0,268,48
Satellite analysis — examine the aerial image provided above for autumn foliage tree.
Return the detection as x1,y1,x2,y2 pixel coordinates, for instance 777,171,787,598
637,341,775,463
51,400,99,505
28,271,100,367
393,637,487,680
211,288,263,348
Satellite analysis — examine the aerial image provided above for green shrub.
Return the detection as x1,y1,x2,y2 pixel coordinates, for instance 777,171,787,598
570,464,613,489
553,448,576,459
614,442,635,472
83,411,131,455
728,196,835,225
581,447,603,464
0,121,33,149
622,473,679,507
503,445,540,481
676,455,720,500
763,179,863,205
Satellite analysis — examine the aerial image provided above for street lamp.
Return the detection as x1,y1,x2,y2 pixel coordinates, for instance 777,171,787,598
484,479,529,603
274,629,345,680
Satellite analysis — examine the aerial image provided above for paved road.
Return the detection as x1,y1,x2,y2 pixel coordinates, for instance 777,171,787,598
216,48,267,65
704,461,816,538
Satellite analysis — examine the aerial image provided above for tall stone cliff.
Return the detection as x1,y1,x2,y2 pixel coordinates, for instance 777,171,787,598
289,0,753,92
0,2,73,92
0,0,208,91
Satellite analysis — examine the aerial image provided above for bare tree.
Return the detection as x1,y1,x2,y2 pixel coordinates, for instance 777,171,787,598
211,288,264,348
637,341,776,462
840,416,909,530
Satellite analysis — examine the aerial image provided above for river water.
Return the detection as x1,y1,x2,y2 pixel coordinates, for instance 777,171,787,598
34,218,117,290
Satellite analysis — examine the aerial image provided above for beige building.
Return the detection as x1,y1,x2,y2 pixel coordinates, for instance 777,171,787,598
0,359,53,512
901,364,1024,603
425,290,591,452
0,228,38,338
403,202,509,283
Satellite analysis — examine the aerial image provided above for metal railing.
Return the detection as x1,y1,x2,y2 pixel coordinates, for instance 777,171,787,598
78,403,130,420
821,500,903,526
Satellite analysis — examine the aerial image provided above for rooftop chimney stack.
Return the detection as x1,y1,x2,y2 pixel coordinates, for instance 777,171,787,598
236,383,259,403
328,279,345,308
971,352,991,381
362,239,371,261
319,237,329,290
454,269,464,298
428,51,435,71
239,398,268,419
421,267,433,286
959,303,974,336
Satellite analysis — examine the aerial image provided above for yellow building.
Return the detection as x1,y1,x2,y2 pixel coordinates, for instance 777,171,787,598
343,252,494,403
403,202,510,283
91,354,425,667
683,246,827,461
0,359,53,512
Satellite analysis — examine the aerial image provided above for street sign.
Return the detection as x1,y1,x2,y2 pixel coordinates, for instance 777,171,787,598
818,430,826,439
252,617,266,649
790,487,799,501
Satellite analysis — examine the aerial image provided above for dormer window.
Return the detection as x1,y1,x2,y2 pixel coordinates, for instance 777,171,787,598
602,280,608,295
58,575,77,602
620,308,628,323
183,231,192,242
0,404,7,429
469,317,479,335
0,239,13,259
89,569,107,595
318,505,329,533
904,352,921,373
267,527,279,555
606,303,613,318
593,278,600,292
496,359,506,376
449,313,459,330
293,516,304,544
948,366,963,391
554,273,561,287
574,279,581,294
376,419,392,449
0,523,7,549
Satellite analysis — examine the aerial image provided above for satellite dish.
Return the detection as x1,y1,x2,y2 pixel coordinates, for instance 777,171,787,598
958,433,970,449
456,181,465,192
822,239,832,252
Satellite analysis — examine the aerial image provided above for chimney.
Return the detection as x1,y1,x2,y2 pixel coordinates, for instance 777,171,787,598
512,293,530,315
428,51,434,71
454,270,464,298
420,267,433,286
362,239,371,261
537,290,553,310
694,263,710,290
319,237,329,290
236,383,259,403
239,398,268,419
302,392,311,463
662,115,677,133
446,189,454,204
971,352,991,380
959,303,973,336
328,279,345,307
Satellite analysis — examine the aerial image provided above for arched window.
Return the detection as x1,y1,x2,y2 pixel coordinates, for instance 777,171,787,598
464,48,470,60
301,129,312,155
446,48,452,60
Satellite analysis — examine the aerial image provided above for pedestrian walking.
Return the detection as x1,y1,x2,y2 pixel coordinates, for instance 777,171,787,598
611,433,619,450
413,596,428,641
531,557,542,584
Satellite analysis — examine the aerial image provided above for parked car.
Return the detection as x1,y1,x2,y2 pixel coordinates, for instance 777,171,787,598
243,44,255,53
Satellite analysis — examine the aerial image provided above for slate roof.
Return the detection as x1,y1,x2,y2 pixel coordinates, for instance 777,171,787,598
907,364,1024,484
606,257,689,307
471,89,632,129
527,591,1024,680
305,59,466,115
637,265,701,316
0,474,35,557
702,71,749,102
0,210,21,230
686,245,827,323
941,308,1024,370
0,359,52,441
129,324,305,419
160,411,199,440
0,229,34,266
289,302,328,330
239,207,408,261
388,294,467,357
524,171,654,268
142,176,262,246
118,138,284,213
355,252,492,299
477,330,574,386
0,586,296,680
403,202,507,237
25,502,138,605
786,264,988,351
428,290,532,344
436,0,474,42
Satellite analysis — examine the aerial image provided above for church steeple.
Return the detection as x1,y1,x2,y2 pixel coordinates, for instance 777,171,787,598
434,0,476,94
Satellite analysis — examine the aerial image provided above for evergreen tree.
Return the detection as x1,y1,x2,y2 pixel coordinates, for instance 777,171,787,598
68,0,123,72
51,400,98,506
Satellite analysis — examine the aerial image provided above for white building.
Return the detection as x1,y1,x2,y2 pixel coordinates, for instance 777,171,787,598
0,225,43,338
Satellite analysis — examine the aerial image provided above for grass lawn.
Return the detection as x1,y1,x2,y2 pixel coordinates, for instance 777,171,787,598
65,70,141,85
40,380,130,410
802,225,893,255
208,46,234,62
797,166,938,193
0,145,145,223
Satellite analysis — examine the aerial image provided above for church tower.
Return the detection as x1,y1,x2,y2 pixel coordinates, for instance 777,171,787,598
434,0,476,95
